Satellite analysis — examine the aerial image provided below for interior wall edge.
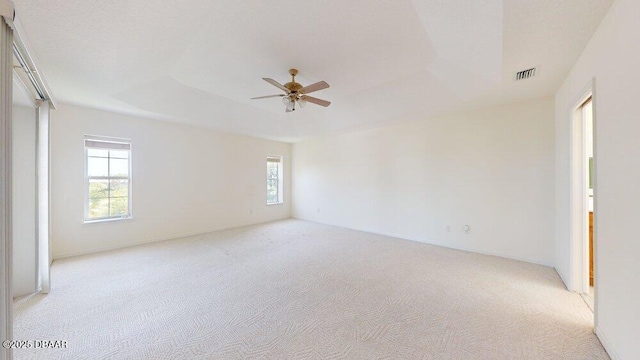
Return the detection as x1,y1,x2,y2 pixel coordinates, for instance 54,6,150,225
0,14,14,360
595,326,620,360
553,263,570,291
553,0,640,356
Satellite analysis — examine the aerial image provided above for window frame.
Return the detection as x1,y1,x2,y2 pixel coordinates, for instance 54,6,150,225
84,135,133,223
266,155,284,205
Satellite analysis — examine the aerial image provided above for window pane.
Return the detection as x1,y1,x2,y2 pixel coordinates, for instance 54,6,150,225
267,179,278,203
267,162,278,178
110,197,129,217
87,149,108,157
89,179,109,199
110,158,129,177
88,198,109,219
88,157,109,177
109,179,129,198
267,192,278,203
86,138,132,221
109,150,129,159
266,158,281,204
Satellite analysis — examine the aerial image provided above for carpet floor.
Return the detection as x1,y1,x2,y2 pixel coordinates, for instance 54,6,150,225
13,219,608,359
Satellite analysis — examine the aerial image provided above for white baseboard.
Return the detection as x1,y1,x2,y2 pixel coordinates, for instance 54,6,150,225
53,217,292,260
595,326,620,360
293,217,556,268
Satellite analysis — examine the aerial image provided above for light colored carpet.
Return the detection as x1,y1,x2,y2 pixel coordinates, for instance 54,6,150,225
14,219,608,359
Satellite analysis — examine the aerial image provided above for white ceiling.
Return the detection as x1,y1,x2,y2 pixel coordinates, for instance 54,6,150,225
15,0,613,142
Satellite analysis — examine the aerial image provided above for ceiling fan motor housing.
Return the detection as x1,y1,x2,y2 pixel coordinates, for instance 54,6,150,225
284,82,303,92
285,69,303,93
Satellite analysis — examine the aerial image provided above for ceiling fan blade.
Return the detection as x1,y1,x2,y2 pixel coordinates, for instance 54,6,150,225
300,81,329,94
303,95,331,107
250,94,285,100
263,78,290,93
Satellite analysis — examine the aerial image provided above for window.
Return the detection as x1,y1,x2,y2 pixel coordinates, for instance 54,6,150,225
84,136,132,222
267,156,283,204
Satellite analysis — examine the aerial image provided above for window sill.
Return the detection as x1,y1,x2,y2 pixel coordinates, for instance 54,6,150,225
84,216,133,225
266,202,284,206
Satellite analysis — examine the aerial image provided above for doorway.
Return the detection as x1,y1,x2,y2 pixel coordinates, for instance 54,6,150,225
581,97,595,311
568,82,596,317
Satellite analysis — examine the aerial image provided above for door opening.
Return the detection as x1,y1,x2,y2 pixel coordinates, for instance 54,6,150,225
568,82,596,319
581,97,595,311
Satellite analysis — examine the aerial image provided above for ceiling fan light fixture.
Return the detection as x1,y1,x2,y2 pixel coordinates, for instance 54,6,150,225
251,69,331,112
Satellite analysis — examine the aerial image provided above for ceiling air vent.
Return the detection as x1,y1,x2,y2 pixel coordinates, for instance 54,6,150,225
514,67,537,81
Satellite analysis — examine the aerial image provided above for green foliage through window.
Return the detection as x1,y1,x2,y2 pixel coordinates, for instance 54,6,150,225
86,140,131,221
267,158,281,204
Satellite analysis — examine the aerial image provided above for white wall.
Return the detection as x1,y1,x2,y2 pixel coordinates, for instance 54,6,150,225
12,105,37,297
293,97,555,266
555,0,640,357
51,104,292,258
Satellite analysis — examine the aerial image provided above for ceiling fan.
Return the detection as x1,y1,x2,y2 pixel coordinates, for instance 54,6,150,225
251,69,331,112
